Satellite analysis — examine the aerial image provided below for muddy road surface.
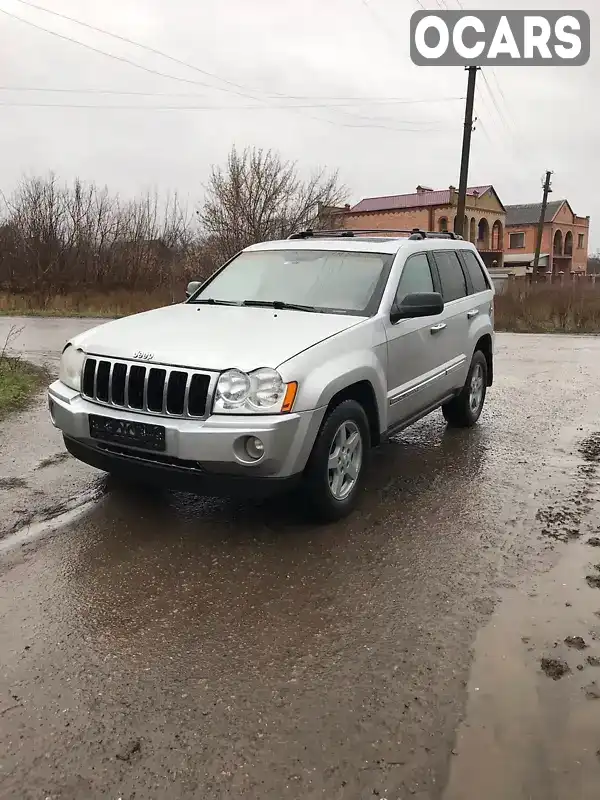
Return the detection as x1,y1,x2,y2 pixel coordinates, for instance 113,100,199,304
0,317,105,536
2,316,600,799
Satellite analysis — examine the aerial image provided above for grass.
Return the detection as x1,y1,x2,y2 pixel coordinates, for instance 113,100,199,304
0,289,176,318
0,358,46,418
494,282,600,334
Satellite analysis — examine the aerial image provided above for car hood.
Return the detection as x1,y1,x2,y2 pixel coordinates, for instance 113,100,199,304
70,303,364,372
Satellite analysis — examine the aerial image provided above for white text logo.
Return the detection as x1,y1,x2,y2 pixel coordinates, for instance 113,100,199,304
410,11,590,66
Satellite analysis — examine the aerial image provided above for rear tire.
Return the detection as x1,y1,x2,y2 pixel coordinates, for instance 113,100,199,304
442,350,488,428
302,399,370,522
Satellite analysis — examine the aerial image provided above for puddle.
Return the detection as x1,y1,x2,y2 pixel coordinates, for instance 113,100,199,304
444,527,600,800
444,430,600,800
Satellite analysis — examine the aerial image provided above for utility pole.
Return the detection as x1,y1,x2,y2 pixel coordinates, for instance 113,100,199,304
532,170,553,274
455,66,479,238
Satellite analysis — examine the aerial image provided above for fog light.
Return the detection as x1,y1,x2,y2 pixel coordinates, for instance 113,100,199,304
48,397,56,425
245,436,264,460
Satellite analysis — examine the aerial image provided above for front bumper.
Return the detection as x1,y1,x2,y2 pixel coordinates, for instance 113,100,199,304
48,381,326,489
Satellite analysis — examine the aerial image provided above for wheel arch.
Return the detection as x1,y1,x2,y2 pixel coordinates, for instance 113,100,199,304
323,380,381,447
474,333,493,386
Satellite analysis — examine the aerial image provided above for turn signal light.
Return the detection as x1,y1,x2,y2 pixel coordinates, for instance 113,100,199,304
282,382,298,413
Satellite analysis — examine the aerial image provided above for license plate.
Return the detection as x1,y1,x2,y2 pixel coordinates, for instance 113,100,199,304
88,415,166,452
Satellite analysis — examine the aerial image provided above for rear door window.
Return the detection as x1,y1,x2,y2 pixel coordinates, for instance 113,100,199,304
432,251,468,303
461,250,490,294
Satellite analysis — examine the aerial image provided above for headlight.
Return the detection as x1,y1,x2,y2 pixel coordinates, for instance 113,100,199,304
59,345,85,391
213,368,297,414
216,369,252,407
250,368,285,408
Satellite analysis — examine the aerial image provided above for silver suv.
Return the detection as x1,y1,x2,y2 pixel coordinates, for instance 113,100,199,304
48,228,494,521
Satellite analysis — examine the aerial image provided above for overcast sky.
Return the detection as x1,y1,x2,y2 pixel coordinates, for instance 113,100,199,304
1,0,597,247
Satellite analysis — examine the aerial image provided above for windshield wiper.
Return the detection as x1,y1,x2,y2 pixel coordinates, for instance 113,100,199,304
193,297,335,313
241,300,317,312
190,298,239,306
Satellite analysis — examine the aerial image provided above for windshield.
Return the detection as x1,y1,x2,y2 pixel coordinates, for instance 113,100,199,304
189,249,394,315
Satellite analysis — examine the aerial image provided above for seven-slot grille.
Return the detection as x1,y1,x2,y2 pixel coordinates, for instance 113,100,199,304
82,357,211,418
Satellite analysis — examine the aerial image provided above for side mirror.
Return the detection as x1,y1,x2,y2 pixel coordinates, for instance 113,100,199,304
185,280,202,299
390,292,444,324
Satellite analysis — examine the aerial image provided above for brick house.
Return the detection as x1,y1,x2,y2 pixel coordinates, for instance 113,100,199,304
504,200,590,276
333,185,506,269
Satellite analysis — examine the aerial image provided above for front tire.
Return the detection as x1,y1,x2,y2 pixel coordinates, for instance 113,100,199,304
302,399,370,522
442,350,488,428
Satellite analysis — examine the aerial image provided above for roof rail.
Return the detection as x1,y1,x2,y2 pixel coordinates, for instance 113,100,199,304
408,229,464,240
287,228,463,240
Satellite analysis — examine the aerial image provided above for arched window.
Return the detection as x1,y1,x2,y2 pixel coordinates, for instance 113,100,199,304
491,220,503,250
470,218,476,243
477,218,490,249
439,217,448,233
564,231,573,256
553,230,563,255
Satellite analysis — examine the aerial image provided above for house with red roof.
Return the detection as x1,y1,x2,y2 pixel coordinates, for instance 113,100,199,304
328,184,506,269
504,199,589,276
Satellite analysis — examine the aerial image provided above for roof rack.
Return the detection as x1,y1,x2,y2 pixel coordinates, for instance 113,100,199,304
287,228,463,241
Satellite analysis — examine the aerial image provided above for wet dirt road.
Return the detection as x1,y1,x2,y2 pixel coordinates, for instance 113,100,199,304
0,317,105,536
2,317,600,799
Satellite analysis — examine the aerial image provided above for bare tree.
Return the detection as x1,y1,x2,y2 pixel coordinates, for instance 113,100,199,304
197,146,348,262
0,153,349,296
588,251,600,275
0,174,198,294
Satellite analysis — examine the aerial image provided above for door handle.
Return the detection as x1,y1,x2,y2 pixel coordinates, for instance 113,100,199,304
467,309,479,319
430,323,447,334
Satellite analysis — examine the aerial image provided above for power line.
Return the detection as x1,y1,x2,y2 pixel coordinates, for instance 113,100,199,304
9,0,455,106
10,0,266,98
0,100,456,133
0,8,257,98
1,5,464,132
0,85,465,106
341,0,467,127
0,6,397,131
473,114,493,146
474,89,504,146
360,0,401,53
488,69,508,105
473,88,524,186
487,68,515,129
474,86,506,144
0,99,446,117
0,83,463,128
480,70,513,134
275,118,450,132
0,86,214,98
